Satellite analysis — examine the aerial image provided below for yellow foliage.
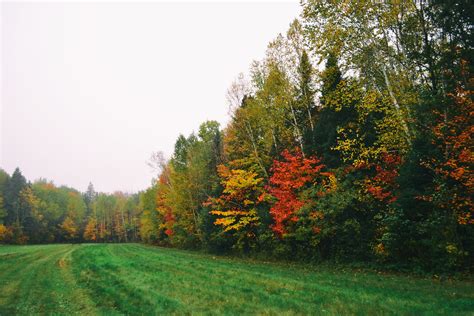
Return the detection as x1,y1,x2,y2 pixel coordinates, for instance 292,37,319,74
60,216,77,240
0,224,13,242
207,165,264,234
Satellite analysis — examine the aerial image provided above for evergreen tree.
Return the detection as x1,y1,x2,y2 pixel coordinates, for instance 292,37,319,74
4,168,27,226
83,182,97,216
312,53,353,167
296,50,317,154
0,169,10,224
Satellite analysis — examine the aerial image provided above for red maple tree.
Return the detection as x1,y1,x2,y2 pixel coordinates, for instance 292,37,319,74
266,148,326,236
366,153,402,204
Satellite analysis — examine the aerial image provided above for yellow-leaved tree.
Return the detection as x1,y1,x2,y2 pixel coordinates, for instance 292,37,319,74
205,165,264,250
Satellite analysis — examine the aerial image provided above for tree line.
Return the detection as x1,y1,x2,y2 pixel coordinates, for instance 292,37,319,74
0,168,141,243
139,0,473,272
1,0,472,272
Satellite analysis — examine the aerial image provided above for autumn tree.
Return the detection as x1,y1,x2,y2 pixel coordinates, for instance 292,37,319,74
0,224,12,243
139,185,159,244
156,166,175,242
206,165,265,251
266,148,328,237
83,217,98,242
60,216,78,241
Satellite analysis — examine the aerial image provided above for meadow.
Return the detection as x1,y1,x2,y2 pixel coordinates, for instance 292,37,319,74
0,243,472,315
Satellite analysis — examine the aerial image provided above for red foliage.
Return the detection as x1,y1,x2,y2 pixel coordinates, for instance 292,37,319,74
430,84,473,224
267,148,325,236
366,153,402,204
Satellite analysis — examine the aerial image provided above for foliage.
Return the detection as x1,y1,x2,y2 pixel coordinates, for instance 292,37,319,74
0,224,13,243
60,216,78,241
206,165,265,251
266,148,327,236
84,217,98,241
0,169,140,244
133,0,473,273
429,85,473,225
1,0,472,274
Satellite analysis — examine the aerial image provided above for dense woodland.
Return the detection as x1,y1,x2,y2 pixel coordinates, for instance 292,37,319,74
1,0,472,273
0,171,141,244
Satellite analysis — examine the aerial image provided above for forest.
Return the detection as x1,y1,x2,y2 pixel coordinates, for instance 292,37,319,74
1,0,472,274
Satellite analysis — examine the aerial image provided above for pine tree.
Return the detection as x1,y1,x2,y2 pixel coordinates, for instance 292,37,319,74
83,182,97,216
296,50,317,154
312,53,352,167
4,168,27,226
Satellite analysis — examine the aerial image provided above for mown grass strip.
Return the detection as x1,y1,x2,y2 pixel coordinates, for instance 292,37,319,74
1,243,473,315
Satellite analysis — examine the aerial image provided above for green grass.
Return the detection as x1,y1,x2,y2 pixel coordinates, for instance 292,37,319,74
0,244,472,315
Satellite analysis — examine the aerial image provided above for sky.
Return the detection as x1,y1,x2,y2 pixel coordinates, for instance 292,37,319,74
0,1,301,193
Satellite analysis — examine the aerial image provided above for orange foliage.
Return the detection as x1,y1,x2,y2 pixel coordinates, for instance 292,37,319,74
84,217,98,241
431,85,473,224
365,153,401,204
60,216,78,240
156,167,175,237
267,148,328,236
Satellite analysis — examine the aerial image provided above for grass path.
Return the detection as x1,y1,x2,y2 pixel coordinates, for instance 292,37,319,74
0,244,98,314
0,243,472,315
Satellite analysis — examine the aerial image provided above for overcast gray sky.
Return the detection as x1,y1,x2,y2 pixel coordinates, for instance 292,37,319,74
1,1,300,193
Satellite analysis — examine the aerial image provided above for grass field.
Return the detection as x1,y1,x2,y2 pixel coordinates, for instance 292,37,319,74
0,244,472,315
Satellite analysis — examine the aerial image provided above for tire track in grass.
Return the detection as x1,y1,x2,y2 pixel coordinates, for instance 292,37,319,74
56,245,99,315
0,247,57,314
75,244,256,314
13,244,85,314
0,245,70,314
71,244,182,314
102,244,182,314
0,244,99,315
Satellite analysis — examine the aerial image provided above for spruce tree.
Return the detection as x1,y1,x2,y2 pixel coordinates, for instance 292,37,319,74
312,53,350,167
4,168,27,226
296,50,317,154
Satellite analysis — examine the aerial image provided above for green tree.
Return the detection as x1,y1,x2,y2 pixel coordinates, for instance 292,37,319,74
83,182,97,216
166,121,223,248
312,54,353,167
4,168,27,226
296,50,318,153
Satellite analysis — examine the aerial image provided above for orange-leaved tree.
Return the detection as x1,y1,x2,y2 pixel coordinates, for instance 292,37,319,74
364,153,402,204
83,217,98,241
60,216,78,241
266,148,329,236
156,166,175,239
430,85,473,225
